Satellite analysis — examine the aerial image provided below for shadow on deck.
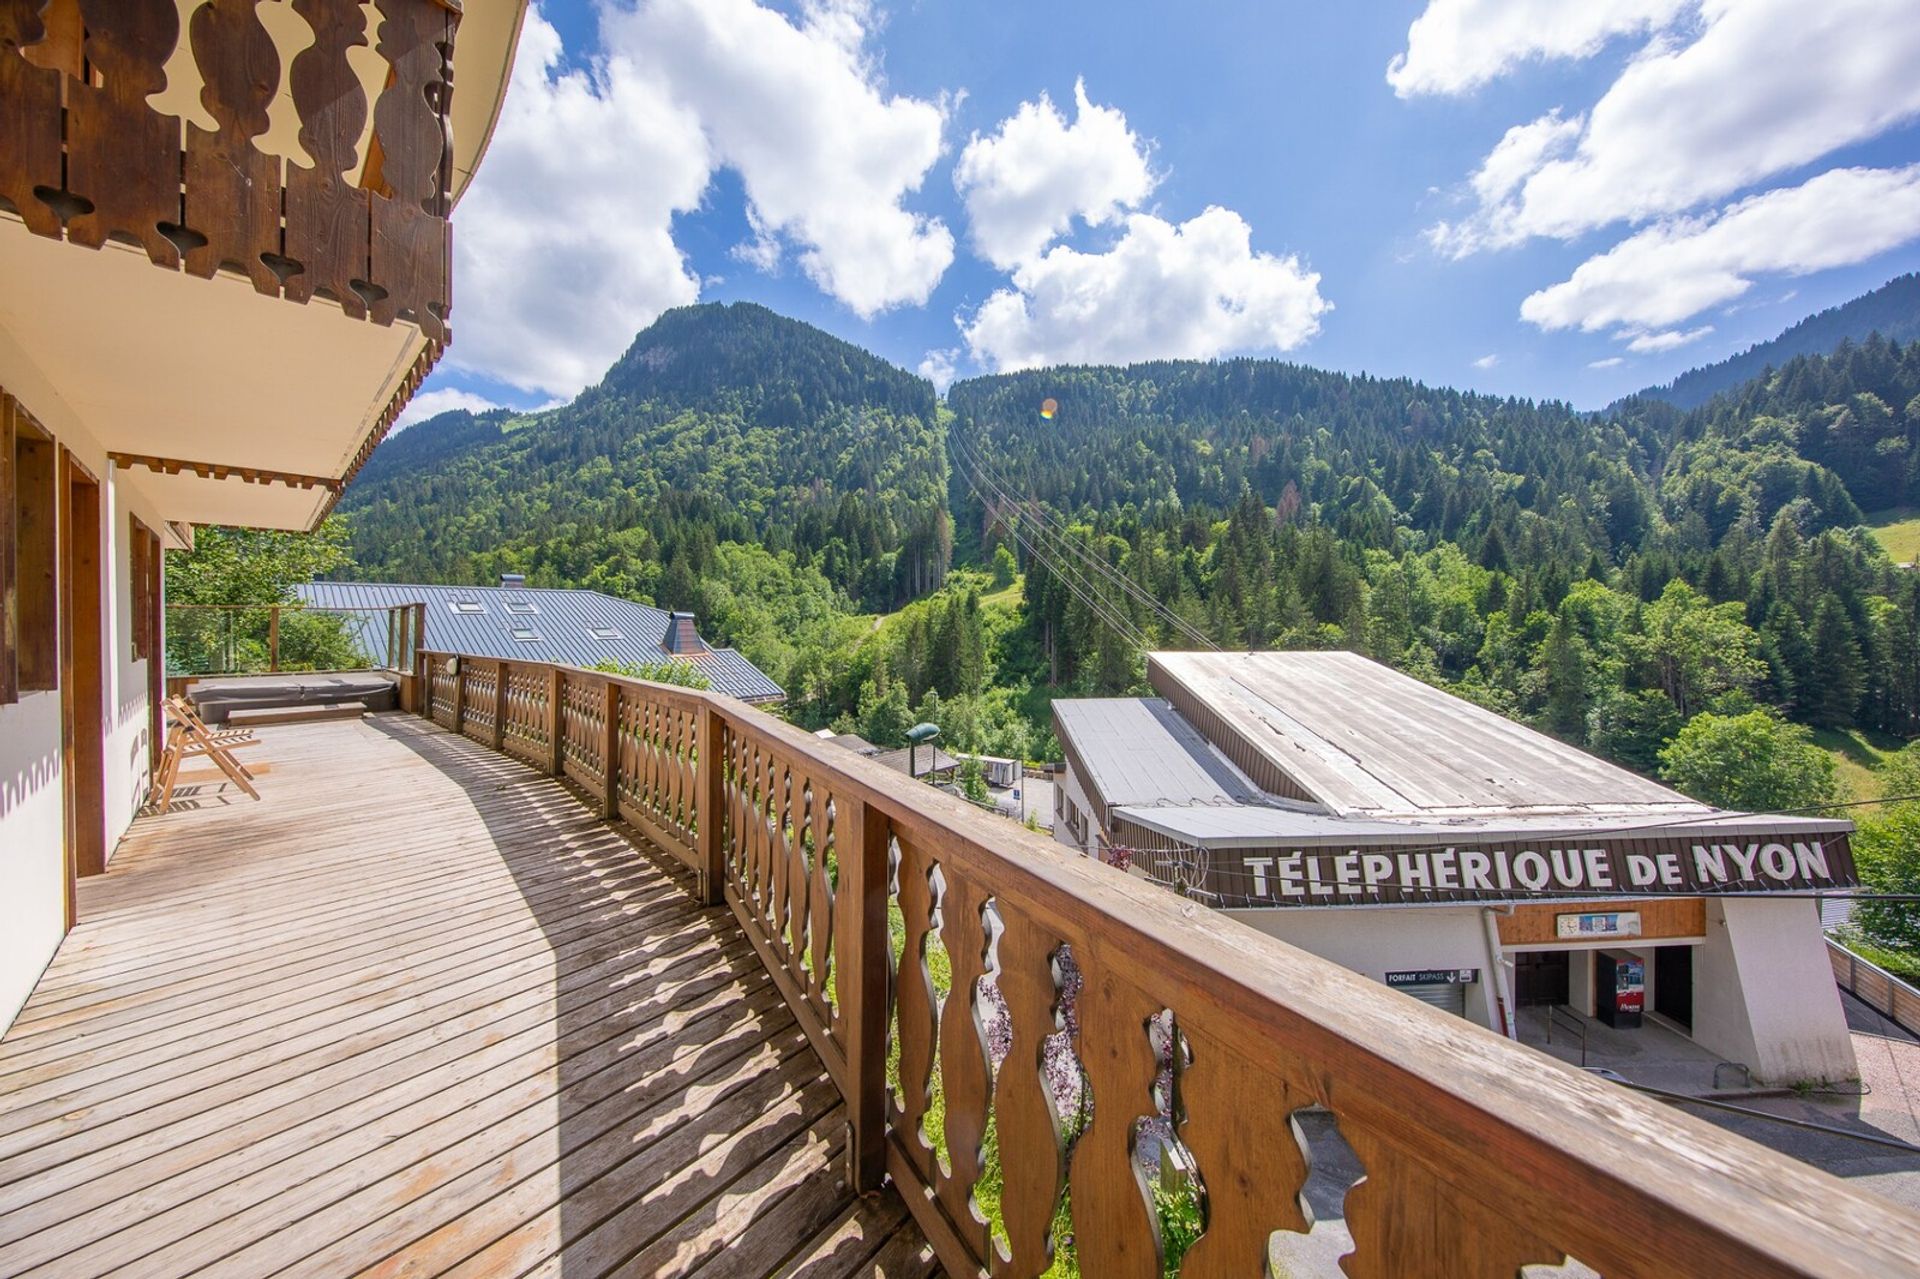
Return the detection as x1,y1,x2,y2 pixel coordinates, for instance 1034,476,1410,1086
0,713,936,1278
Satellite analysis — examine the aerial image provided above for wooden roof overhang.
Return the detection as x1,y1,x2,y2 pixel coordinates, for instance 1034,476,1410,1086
0,0,529,532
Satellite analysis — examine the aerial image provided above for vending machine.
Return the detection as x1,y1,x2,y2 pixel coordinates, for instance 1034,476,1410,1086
1594,950,1645,1029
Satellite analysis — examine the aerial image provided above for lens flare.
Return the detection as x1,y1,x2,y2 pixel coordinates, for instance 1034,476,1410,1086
1040,397,1059,420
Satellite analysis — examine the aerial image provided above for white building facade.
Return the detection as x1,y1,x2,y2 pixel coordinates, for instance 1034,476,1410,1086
1054,650,1861,1085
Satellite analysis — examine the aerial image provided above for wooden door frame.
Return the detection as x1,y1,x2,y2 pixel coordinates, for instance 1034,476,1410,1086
58,449,106,924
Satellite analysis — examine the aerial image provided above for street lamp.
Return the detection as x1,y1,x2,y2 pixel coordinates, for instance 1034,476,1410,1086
905,722,941,780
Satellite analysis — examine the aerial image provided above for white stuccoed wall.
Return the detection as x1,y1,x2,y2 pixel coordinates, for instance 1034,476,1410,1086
1225,905,1499,1031
0,324,160,1033
1692,898,1857,1085
0,690,68,1027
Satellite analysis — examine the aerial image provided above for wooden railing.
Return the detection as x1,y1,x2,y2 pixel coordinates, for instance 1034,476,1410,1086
1829,937,1920,1041
0,0,457,341
419,650,1920,1279
165,601,425,678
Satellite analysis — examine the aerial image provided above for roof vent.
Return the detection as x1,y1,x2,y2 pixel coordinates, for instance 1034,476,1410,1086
663,612,705,656
500,573,527,588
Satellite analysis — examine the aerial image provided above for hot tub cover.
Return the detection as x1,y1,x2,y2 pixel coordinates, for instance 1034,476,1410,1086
186,673,398,722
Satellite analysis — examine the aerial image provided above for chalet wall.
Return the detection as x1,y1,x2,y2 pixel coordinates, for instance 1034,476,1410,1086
0,322,163,1032
0,690,65,1027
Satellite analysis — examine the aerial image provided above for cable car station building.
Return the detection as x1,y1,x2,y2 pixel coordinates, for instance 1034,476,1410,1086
1053,650,1861,1085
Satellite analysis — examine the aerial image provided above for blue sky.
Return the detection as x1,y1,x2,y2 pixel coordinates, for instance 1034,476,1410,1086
405,0,1920,426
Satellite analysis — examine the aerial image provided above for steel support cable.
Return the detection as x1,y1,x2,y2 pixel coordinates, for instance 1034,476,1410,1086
949,427,1217,650
949,428,1215,649
947,431,1158,649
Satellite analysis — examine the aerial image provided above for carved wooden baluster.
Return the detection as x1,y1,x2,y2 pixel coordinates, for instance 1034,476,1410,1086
1341,1125,1565,1279
991,911,1068,1279
367,0,452,338
787,768,810,967
286,0,370,313
756,746,778,916
183,0,282,294
770,758,795,953
892,837,940,1184
809,786,834,1016
730,734,754,901
67,0,182,266
1176,1031,1311,1277
1067,950,1163,1279
0,0,63,237
936,874,996,1263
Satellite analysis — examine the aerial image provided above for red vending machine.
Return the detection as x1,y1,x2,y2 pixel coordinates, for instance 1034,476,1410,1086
1595,950,1645,1028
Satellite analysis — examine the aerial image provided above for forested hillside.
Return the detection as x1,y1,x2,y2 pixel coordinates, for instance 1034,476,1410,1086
339,299,1920,802
1631,273,1920,410
950,339,1920,768
344,302,951,613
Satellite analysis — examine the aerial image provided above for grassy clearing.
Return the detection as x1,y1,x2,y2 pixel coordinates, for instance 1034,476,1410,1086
1809,725,1904,801
1864,507,1920,564
977,575,1025,612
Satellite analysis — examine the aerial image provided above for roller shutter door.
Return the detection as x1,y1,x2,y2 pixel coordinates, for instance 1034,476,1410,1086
1394,981,1467,1017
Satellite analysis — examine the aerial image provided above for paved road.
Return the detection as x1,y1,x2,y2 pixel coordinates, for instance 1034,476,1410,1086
1677,992,1920,1212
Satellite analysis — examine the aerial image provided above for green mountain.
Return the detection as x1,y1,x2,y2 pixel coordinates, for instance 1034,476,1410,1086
1630,273,1920,410
343,299,1920,774
343,302,949,610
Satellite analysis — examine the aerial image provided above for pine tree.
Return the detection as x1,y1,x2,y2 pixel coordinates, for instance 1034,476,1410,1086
1808,594,1866,727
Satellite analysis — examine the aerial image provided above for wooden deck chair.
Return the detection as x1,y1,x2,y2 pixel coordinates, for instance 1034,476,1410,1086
151,695,262,812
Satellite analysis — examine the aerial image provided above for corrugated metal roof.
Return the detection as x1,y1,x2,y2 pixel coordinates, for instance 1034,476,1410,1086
1150,650,1701,818
1052,698,1270,808
294,581,784,703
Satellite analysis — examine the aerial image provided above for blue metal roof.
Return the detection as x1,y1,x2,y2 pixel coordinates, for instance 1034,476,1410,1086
294,581,785,703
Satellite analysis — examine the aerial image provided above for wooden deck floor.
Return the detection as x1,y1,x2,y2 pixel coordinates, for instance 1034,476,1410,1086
0,714,937,1279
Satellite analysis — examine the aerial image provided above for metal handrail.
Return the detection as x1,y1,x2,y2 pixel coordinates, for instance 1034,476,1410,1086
1547,1004,1589,1067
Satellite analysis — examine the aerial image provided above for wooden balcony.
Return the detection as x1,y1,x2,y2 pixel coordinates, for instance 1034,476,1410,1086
408,652,1920,1278
8,657,1920,1277
0,714,936,1277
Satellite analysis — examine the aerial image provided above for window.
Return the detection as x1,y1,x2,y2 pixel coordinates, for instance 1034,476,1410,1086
2,392,57,703
588,626,623,641
449,600,484,615
504,599,539,615
509,625,541,643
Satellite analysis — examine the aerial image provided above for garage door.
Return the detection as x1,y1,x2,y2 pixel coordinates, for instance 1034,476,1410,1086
1394,981,1467,1017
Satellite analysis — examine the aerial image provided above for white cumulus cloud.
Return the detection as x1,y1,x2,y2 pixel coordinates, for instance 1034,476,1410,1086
449,1,954,399
918,348,960,392
606,0,953,319
393,387,504,432
1521,165,1920,337
1588,357,1626,369
960,207,1329,372
1472,353,1499,369
1623,325,1713,353
447,9,710,398
1430,0,1920,252
953,79,1156,270
1388,0,1687,98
